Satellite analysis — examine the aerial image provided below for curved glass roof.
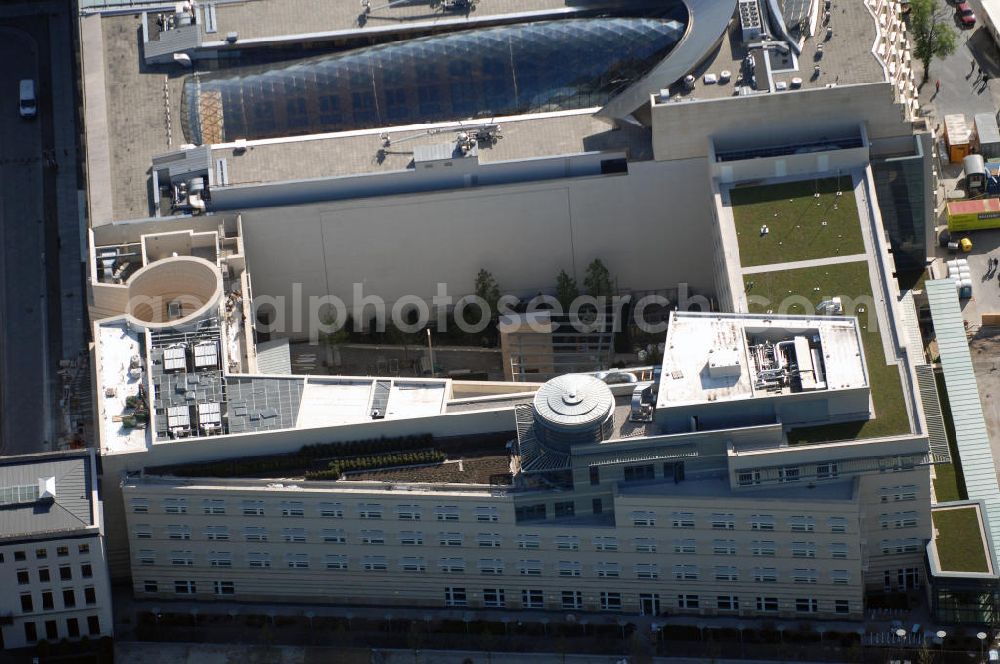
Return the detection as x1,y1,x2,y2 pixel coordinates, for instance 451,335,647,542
181,16,687,145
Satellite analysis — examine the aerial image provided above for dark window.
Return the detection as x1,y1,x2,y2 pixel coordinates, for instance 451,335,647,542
515,503,546,522
81,564,93,579
318,95,343,126
35,548,47,560
84,587,96,605
38,568,50,583
384,88,408,121
23,622,37,642
67,618,80,638
62,589,75,609
17,569,29,584
14,550,25,561
284,97,308,128
20,593,33,612
45,620,57,640
59,566,72,581
143,581,158,593
589,466,600,486
41,592,53,611
78,543,90,555
56,546,69,557
555,501,575,518
87,615,100,636
592,498,603,515
600,158,628,175
835,600,850,614
623,464,655,482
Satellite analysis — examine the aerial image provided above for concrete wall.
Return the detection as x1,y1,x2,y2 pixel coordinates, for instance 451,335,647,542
238,159,715,339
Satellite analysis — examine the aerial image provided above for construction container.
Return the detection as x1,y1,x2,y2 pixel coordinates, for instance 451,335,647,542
975,113,1000,159
945,114,972,163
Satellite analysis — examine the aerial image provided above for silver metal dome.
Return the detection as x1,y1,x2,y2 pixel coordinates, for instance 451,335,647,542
532,374,615,451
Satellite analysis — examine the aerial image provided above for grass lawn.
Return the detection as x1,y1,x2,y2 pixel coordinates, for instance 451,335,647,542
730,177,865,267
933,371,968,502
743,261,910,443
933,507,990,573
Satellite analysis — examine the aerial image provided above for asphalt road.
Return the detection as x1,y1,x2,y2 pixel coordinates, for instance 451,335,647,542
0,12,59,456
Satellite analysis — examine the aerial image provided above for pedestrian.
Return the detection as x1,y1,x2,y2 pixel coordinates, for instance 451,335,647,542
935,79,940,94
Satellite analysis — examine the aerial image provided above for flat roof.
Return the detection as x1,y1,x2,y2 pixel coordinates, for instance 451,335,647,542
0,451,96,540
931,505,993,575
98,321,153,455
658,311,866,408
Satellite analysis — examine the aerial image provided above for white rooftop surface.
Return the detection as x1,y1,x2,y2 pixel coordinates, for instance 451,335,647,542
98,321,152,454
657,314,867,408
294,377,447,429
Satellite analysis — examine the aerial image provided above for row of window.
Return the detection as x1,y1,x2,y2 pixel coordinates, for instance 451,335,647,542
22,615,101,644
16,563,93,585
19,587,98,613
3,543,90,563
132,498,500,522
738,459,918,487
627,512,849,533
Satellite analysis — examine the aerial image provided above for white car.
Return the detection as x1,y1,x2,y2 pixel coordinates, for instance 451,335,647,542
18,79,36,119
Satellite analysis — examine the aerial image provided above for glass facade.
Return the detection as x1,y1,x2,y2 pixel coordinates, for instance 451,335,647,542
872,137,930,273
181,17,686,144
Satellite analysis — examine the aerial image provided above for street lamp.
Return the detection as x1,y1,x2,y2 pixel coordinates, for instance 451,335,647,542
936,630,947,658
978,631,988,662
896,628,908,662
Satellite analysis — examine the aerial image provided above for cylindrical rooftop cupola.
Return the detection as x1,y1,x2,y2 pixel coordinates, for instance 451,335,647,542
532,374,615,452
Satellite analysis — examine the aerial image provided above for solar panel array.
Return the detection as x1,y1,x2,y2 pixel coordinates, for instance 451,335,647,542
226,377,305,434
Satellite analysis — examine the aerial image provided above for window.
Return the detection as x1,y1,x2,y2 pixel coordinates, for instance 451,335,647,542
167,525,191,540
439,532,463,547
830,543,849,559
214,581,236,596
713,539,737,556
554,501,575,518
17,569,29,584
477,559,504,575
827,517,849,533
521,589,544,609
319,502,344,518
363,556,388,571
205,525,229,541
476,533,501,548
555,535,580,551
557,561,582,577
56,546,69,557
137,550,155,566
816,462,838,479
756,596,779,612
434,505,460,521
677,594,699,609
714,566,738,581
791,542,816,558
717,595,739,611
135,524,153,539
594,536,618,552
793,569,818,584
59,565,72,581
880,511,918,529
163,498,187,514
283,528,308,543
900,567,921,589
358,504,384,520
247,552,271,568
322,529,347,544
396,505,422,520
592,498,603,515
635,563,660,579
87,615,101,636
439,557,466,573
633,537,657,553
244,526,268,542
589,466,600,485
671,512,695,528
24,621,37,642
325,555,348,570
143,581,158,593
78,543,90,555
673,564,699,580
400,531,424,546
673,539,697,554
515,503,547,522
779,466,800,483
242,500,264,516
41,591,54,610
483,588,506,608
518,560,543,576
880,485,917,502
202,499,226,515
517,534,540,550
400,556,426,572
281,501,305,517
795,598,819,613
20,593,33,612
286,554,309,569
67,618,80,638
208,552,232,568
45,620,57,640
595,562,620,578
835,599,850,614
880,538,921,554
789,516,816,532
170,551,194,566
623,464,655,482
561,591,583,610
62,589,75,608
35,548,47,560
130,499,149,513
750,515,775,531
475,506,499,522
600,592,623,611
753,567,778,583
710,513,735,530
738,469,761,486
14,550,26,561
445,587,468,607
38,568,50,583
632,511,656,527
832,570,850,585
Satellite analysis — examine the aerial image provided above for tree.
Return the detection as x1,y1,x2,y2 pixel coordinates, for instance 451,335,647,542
583,258,613,297
555,269,579,311
910,0,957,84
474,269,501,320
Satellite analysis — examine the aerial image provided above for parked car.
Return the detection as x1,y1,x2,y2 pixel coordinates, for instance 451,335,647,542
18,79,36,119
956,1,977,27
